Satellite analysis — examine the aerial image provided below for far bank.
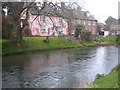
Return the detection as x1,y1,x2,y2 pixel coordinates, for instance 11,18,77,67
2,36,120,55
2,37,94,55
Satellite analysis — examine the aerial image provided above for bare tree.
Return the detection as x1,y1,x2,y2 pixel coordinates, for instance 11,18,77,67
2,2,32,44
105,16,116,31
2,2,48,45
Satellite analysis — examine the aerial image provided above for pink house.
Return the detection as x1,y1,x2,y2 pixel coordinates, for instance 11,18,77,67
27,15,68,36
21,2,68,36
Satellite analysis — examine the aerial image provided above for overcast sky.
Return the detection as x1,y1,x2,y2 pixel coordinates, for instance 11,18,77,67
83,0,119,23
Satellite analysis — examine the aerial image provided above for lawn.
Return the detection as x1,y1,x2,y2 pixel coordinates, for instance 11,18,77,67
87,65,119,88
2,37,94,55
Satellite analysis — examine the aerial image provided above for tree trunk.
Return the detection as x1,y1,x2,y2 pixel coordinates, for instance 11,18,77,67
67,20,73,35
16,24,24,46
43,36,49,44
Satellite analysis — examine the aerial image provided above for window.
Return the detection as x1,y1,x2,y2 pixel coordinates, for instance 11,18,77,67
77,20,80,24
85,28,88,30
40,25,46,32
59,17,63,23
84,21,86,25
92,30,95,33
57,27,64,33
40,15,46,22
92,21,96,26
60,27,64,33
88,21,91,25
58,27,64,32
118,25,120,29
72,20,75,24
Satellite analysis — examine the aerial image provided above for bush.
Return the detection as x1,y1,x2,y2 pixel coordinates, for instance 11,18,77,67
74,25,85,39
96,74,104,79
116,36,120,44
7,22,16,40
81,31,92,41
2,14,17,40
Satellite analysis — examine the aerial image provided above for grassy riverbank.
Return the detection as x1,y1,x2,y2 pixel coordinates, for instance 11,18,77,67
94,36,117,44
2,38,94,55
87,65,119,88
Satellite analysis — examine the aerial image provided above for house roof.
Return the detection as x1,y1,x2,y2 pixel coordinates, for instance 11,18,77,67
72,9,97,21
29,2,97,21
29,2,62,16
110,19,118,27
118,18,120,24
98,23,105,27
73,10,87,19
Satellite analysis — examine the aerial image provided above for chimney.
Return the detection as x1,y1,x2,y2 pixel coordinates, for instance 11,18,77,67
43,0,48,2
43,0,48,7
77,7,81,11
61,2,65,9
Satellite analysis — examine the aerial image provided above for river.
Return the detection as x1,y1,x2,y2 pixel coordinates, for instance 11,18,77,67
2,46,118,88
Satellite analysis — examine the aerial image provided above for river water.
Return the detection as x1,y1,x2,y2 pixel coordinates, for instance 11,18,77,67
2,46,118,88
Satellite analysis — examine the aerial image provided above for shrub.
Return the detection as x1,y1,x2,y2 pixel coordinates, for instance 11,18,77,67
81,31,92,41
74,25,84,39
96,74,104,79
116,36,120,44
7,22,16,40
2,14,17,40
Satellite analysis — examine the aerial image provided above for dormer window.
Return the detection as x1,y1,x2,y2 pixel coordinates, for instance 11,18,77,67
59,17,63,23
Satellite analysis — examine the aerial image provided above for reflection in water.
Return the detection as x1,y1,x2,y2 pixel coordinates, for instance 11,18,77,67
2,46,118,88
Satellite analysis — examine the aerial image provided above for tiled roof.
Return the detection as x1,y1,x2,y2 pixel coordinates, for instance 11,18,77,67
111,19,118,26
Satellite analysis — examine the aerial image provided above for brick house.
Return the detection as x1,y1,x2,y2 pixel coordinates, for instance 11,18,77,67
71,7,97,35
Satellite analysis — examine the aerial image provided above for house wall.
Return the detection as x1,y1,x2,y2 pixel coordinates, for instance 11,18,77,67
104,31,109,37
21,13,97,36
84,20,97,35
72,19,97,35
27,14,68,36
110,25,120,35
